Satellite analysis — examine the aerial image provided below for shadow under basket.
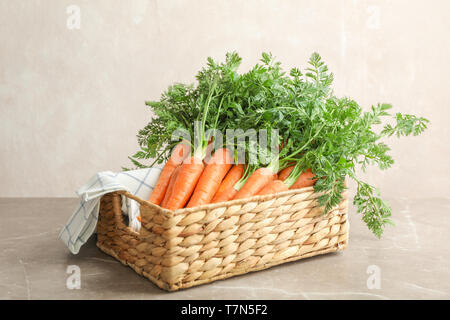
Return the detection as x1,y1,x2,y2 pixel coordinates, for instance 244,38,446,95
96,187,349,291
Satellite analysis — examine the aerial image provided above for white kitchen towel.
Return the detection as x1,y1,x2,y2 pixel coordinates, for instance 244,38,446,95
59,168,161,254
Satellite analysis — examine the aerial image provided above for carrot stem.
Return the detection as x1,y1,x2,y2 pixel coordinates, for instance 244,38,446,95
283,163,303,188
283,123,325,160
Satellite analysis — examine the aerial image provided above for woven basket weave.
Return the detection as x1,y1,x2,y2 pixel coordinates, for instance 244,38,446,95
96,187,349,291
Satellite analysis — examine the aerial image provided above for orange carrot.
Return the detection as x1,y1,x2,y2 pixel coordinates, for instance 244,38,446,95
163,81,217,210
211,164,244,203
186,148,233,208
203,138,215,164
290,168,317,189
256,179,289,196
148,142,190,205
165,156,205,211
160,165,181,208
258,164,313,196
233,167,277,200
278,165,294,181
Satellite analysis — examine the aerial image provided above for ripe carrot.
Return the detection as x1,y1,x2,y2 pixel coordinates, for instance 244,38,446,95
160,165,181,208
256,179,289,196
278,165,294,181
165,156,205,211
163,79,217,210
211,164,244,203
233,167,277,200
203,138,215,164
148,142,190,205
290,168,317,189
186,148,233,208
258,163,312,196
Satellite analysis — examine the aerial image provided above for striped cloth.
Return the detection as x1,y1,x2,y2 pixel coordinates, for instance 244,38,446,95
59,168,161,254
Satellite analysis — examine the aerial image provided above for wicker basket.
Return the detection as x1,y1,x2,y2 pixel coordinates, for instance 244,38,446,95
96,187,349,291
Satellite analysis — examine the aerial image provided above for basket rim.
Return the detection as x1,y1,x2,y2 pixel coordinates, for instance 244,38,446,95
114,185,338,217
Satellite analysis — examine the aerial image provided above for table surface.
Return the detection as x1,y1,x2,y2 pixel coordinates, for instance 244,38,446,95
1,197,449,300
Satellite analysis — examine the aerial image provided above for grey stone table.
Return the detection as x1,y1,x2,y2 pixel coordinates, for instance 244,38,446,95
0,197,449,300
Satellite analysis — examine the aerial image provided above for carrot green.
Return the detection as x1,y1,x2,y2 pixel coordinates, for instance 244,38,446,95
127,51,429,238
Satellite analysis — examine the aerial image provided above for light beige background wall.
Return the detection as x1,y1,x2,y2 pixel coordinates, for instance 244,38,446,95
0,0,449,197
